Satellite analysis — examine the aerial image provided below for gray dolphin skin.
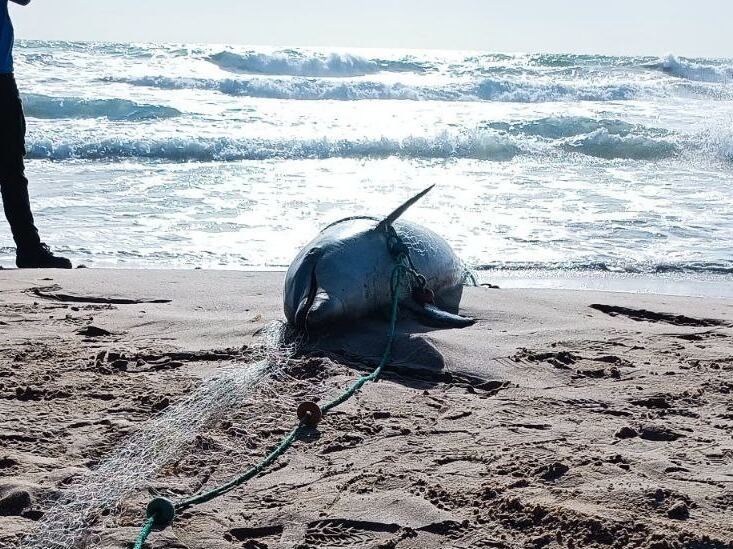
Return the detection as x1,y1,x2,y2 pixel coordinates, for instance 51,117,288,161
283,186,474,331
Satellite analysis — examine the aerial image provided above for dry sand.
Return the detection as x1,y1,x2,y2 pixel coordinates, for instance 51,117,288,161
0,269,731,549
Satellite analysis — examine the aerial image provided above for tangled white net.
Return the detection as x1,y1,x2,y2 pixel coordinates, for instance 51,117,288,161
21,323,301,549
393,223,477,287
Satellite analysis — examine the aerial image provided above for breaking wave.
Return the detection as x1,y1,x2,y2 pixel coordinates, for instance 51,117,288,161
488,116,639,139
473,79,638,102
24,131,521,162
22,94,181,120
209,50,428,77
648,54,733,83
696,122,733,162
24,121,693,162
112,75,644,103
489,116,680,160
561,129,679,160
110,75,457,101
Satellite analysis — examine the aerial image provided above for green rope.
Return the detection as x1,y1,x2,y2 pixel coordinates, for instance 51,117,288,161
133,516,155,549
131,256,410,549
176,423,302,510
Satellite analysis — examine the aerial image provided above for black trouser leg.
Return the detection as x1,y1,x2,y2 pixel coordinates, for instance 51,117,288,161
0,74,41,251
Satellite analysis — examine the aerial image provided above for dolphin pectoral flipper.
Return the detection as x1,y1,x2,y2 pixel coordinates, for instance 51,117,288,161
288,248,323,329
305,292,345,328
405,300,475,328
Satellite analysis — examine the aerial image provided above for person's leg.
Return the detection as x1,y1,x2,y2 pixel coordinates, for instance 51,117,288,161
0,74,71,268
0,74,41,250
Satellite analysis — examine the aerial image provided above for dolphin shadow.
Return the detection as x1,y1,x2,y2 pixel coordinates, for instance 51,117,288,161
286,316,471,390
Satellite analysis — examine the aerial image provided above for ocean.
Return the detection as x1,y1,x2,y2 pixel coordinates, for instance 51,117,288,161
4,41,732,286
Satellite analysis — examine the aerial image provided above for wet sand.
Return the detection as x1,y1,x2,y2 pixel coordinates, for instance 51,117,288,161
1,269,732,548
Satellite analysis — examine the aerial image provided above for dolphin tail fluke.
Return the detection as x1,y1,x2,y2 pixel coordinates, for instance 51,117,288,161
377,185,435,230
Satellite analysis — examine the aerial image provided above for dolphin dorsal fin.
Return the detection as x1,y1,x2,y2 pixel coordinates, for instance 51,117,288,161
376,185,435,231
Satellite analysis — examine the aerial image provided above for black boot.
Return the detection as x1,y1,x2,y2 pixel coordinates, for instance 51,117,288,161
16,243,72,269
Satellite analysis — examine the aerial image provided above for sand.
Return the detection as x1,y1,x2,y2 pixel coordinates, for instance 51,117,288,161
0,269,731,549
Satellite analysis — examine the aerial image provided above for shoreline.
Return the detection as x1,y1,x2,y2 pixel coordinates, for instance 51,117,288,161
2,263,731,299
480,269,733,299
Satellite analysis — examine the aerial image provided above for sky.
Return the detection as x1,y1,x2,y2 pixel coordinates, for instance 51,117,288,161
10,0,733,58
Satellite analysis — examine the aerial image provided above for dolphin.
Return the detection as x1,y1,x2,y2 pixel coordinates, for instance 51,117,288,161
283,186,474,331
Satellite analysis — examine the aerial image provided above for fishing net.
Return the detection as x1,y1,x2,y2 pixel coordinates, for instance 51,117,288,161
21,322,312,549
393,222,477,286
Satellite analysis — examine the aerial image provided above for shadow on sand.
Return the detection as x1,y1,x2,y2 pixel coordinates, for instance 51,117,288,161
286,315,507,393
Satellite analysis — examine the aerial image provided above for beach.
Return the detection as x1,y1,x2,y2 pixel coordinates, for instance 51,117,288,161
1,269,731,548
1,4,732,549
